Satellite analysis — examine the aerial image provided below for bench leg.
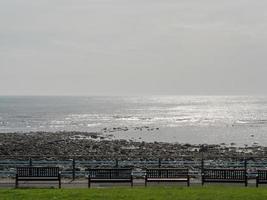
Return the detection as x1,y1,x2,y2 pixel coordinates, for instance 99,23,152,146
145,177,147,187
15,174,19,188
201,179,204,186
256,178,259,188
59,174,61,189
15,179,18,189
187,179,190,187
131,176,133,188
88,178,91,188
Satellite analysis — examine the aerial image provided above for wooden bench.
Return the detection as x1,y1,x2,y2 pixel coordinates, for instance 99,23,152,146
88,168,133,188
145,168,190,187
202,168,247,186
256,170,267,187
15,167,61,188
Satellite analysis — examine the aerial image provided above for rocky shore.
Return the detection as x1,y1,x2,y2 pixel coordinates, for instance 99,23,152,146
0,131,266,160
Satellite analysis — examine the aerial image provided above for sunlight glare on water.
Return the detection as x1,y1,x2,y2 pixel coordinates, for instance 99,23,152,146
0,96,267,145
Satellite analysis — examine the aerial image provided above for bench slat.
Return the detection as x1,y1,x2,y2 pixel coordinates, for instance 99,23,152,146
256,170,267,187
87,168,133,188
145,168,190,187
17,167,59,177
202,168,247,186
16,167,61,188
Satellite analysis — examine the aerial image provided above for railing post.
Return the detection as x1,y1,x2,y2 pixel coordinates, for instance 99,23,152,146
158,158,161,168
244,158,248,187
29,157,32,167
72,158,76,181
115,159,119,168
201,153,204,186
201,157,204,174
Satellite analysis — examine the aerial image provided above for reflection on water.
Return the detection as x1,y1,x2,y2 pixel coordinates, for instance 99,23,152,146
0,96,267,145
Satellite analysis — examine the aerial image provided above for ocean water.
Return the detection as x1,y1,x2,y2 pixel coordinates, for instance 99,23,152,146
0,95,267,146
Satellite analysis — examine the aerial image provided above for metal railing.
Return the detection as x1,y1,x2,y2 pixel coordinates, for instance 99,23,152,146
1,155,267,180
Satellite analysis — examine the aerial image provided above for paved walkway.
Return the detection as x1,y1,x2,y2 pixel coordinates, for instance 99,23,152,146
0,178,260,188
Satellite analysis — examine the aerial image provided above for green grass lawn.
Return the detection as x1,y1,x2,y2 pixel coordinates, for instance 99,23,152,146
1,186,267,200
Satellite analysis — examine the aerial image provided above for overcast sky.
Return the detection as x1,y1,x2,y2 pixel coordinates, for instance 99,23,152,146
1,0,267,96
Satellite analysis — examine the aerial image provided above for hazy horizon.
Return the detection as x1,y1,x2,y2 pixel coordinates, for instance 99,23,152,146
1,0,267,96
1,94,267,97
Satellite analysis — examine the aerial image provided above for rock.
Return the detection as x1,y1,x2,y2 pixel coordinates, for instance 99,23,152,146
90,135,98,139
0,131,264,161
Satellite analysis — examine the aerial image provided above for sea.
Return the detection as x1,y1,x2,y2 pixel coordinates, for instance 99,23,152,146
0,95,267,146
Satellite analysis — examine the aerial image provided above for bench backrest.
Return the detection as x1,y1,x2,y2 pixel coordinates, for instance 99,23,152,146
17,167,59,177
88,168,132,179
203,169,246,180
146,168,189,178
257,170,267,180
